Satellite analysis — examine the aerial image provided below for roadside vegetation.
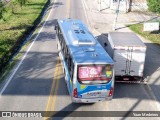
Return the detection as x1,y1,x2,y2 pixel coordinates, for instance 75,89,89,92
147,0,160,13
129,23,160,45
0,0,49,77
129,0,160,45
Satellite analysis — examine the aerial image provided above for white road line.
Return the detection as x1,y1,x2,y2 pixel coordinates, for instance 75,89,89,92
81,0,100,35
0,0,58,95
81,0,91,30
82,0,89,10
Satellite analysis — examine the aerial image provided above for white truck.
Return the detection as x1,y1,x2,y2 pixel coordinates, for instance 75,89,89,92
103,32,147,82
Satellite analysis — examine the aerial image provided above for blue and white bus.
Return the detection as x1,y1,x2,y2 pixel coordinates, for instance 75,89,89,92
55,19,115,103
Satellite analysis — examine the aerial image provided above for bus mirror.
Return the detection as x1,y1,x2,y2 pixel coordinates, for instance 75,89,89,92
54,25,57,30
104,42,108,47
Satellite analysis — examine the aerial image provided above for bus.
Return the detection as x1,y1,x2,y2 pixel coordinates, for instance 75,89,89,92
55,19,115,103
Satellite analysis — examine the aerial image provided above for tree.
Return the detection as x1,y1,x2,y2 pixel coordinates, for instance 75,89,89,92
147,0,160,13
0,1,3,19
16,0,27,8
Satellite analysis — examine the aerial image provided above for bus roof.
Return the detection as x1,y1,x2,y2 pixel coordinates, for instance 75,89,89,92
57,19,114,64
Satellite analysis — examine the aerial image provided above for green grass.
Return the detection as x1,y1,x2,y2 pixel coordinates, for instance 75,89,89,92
0,0,49,82
0,0,47,58
129,23,160,45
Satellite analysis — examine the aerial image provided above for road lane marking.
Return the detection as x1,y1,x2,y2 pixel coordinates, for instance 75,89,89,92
44,0,71,119
82,0,89,10
45,58,59,113
81,0,90,29
82,0,99,34
44,58,62,119
51,59,62,111
0,0,58,95
47,0,71,114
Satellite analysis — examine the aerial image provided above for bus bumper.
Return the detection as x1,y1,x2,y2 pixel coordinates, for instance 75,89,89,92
72,97,112,103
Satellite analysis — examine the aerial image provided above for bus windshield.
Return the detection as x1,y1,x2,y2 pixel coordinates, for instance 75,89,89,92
78,65,113,84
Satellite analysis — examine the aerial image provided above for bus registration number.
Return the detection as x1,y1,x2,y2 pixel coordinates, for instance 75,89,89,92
82,91,108,98
87,92,101,96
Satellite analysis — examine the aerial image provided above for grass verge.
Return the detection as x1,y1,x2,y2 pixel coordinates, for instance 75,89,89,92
0,0,51,83
129,23,160,45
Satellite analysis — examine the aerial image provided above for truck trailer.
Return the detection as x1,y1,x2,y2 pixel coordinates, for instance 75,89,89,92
103,32,147,82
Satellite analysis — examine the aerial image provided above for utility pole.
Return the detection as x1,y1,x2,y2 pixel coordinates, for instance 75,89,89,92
113,0,120,31
128,0,132,12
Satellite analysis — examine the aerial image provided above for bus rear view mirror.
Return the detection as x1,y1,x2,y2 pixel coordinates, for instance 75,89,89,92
104,42,108,47
54,25,57,30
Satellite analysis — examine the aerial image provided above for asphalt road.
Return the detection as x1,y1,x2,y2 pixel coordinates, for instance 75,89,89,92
0,0,160,120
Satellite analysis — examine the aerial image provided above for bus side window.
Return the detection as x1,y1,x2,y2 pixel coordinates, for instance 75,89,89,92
70,60,74,81
64,44,67,60
59,33,62,43
67,54,74,81
67,54,71,68
57,26,61,39
65,47,69,61
61,35,65,53
58,27,63,47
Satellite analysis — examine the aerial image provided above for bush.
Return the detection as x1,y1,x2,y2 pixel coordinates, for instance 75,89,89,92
2,7,12,21
0,1,4,19
0,0,49,73
147,0,160,13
